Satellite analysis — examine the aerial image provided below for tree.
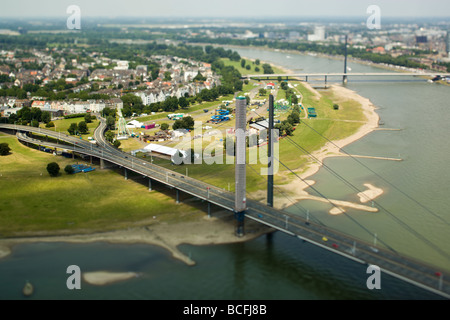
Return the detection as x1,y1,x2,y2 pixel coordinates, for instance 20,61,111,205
333,104,339,110
64,164,74,174
106,116,115,130
245,95,250,106
182,116,194,130
77,121,88,134
30,120,39,128
0,143,11,156
178,97,189,109
259,88,267,96
163,71,172,81
47,162,60,177
160,123,169,130
113,140,121,148
172,116,194,130
41,111,51,124
262,63,274,74
68,123,78,135
281,121,294,136
45,121,55,128
245,65,251,70
84,113,92,123
287,113,300,125
193,71,206,82
105,130,115,143
255,59,260,65
240,59,246,68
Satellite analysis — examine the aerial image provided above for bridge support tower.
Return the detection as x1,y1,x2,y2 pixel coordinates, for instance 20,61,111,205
343,35,348,84
234,96,247,237
267,94,274,207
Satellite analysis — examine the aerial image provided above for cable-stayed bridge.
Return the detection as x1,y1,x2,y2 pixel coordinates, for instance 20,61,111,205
1,119,449,299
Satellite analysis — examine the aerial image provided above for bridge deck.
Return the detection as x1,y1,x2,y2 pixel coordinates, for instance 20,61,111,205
245,72,450,78
1,122,449,299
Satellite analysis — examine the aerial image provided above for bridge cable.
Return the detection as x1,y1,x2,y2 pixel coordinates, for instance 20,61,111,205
299,119,450,227
272,153,400,255
281,133,450,262
249,107,450,260
246,164,327,227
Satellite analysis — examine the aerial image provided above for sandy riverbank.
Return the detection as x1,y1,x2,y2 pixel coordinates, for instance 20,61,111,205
0,210,273,265
249,79,382,214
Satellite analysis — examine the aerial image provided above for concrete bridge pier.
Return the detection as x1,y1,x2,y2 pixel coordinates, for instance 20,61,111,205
148,178,152,191
100,158,105,169
176,189,180,204
207,202,211,218
124,167,128,180
235,211,245,237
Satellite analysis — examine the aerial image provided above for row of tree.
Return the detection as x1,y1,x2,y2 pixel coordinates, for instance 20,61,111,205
188,36,432,71
68,121,89,135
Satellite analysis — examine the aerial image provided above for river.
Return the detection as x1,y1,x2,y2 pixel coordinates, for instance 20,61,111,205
1,47,449,300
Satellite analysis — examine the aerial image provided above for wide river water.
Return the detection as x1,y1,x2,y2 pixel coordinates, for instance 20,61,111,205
1,47,449,300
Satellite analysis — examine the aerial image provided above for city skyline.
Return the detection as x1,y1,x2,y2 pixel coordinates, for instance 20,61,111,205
1,0,450,18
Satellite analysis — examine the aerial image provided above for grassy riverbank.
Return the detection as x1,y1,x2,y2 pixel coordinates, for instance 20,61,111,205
0,58,373,239
0,132,202,237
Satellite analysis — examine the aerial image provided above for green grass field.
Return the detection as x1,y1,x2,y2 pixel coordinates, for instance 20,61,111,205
40,117,100,141
144,81,366,194
0,59,367,236
0,133,203,237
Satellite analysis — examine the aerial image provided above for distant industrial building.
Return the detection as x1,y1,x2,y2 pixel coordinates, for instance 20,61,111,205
447,32,450,57
308,26,325,42
416,35,428,43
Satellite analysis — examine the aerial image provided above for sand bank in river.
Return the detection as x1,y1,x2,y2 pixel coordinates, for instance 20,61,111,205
83,271,139,286
249,81,383,214
0,211,273,265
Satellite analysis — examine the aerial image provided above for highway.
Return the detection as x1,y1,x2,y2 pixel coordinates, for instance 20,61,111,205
1,121,450,299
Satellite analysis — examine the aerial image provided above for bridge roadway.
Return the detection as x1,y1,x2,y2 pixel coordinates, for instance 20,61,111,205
243,72,450,80
1,121,450,299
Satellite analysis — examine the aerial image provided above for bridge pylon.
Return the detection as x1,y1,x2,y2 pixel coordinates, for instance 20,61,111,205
234,96,247,237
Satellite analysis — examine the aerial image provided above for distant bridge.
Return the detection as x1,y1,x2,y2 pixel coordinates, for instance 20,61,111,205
1,121,450,299
243,72,450,83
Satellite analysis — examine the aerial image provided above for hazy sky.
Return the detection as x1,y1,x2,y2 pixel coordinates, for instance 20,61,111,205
1,0,450,18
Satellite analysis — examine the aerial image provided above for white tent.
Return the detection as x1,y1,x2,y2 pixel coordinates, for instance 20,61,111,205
143,143,188,163
126,120,143,129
